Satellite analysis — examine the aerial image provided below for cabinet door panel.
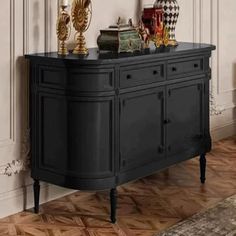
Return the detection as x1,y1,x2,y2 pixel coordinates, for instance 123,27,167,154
166,79,204,158
120,88,165,172
37,92,114,179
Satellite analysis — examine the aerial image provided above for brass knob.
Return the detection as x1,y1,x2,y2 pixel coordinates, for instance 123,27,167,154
164,119,171,124
158,145,165,153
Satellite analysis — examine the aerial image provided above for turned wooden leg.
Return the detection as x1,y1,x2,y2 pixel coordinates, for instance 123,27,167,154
33,179,40,213
200,154,206,184
110,188,117,223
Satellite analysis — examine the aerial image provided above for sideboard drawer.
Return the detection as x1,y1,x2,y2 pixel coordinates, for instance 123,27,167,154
68,68,114,92
39,65,114,92
39,66,66,88
167,57,204,79
120,63,165,88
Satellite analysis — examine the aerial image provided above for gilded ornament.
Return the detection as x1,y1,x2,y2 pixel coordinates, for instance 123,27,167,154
154,0,180,46
138,21,150,48
71,0,92,55
141,7,171,48
57,5,71,55
163,26,170,47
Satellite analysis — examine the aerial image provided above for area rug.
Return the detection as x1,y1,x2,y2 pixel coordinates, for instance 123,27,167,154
157,195,236,236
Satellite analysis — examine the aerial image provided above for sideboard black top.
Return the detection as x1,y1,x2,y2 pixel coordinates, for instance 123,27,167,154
25,42,215,65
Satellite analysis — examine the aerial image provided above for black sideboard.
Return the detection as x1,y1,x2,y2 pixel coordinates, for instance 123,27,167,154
26,42,215,223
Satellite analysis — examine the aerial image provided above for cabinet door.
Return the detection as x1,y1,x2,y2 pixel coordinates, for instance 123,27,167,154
166,79,205,159
120,87,165,172
35,92,114,179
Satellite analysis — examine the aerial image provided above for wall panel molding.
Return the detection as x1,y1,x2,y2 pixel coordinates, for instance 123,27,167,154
0,0,16,147
0,0,30,174
193,0,202,43
45,0,58,52
0,0,58,175
192,0,224,115
215,0,236,94
208,0,225,115
45,0,51,52
23,0,30,54
10,0,16,144
215,0,220,95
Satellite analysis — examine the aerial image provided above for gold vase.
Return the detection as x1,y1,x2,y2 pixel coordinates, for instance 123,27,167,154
154,0,180,46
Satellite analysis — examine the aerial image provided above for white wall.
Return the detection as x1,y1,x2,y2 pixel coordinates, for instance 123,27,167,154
0,0,235,218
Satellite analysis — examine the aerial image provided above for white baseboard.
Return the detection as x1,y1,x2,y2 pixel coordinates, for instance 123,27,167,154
211,119,236,141
0,182,76,219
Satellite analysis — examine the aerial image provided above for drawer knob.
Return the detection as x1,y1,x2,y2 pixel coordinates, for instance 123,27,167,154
126,74,132,79
164,119,171,124
172,67,177,72
196,134,204,139
158,145,165,154
122,160,126,166
194,63,199,68
153,70,158,75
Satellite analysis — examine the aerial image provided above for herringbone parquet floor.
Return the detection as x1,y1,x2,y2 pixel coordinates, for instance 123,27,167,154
0,136,236,236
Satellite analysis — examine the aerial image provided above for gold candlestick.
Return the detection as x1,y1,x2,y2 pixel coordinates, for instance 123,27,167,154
71,0,92,55
57,5,71,55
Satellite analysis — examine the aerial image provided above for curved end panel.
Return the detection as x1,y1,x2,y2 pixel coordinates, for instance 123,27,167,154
31,169,116,191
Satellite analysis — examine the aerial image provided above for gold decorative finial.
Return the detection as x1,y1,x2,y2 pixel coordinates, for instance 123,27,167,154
71,0,92,55
57,5,71,55
117,17,121,26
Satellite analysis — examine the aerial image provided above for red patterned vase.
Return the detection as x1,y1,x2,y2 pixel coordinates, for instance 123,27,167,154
154,0,179,45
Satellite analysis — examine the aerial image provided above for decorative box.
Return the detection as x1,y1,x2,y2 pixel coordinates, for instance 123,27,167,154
142,7,164,36
97,23,142,53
